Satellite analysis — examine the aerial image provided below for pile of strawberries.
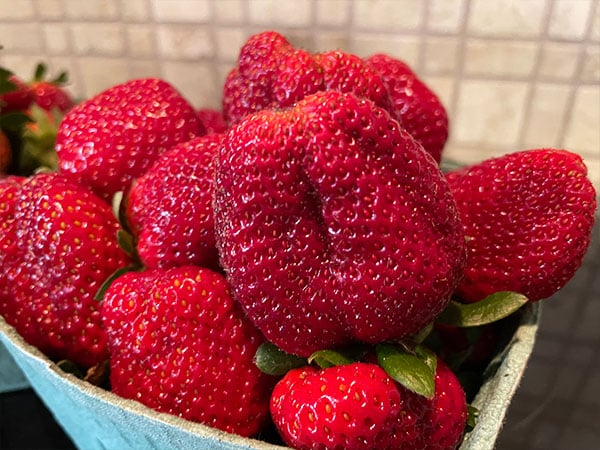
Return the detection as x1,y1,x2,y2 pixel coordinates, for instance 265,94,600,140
0,31,597,450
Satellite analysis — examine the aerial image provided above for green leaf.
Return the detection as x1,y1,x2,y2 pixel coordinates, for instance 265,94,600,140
376,343,436,399
34,62,47,82
415,345,438,374
52,70,69,85
436,292,528,327
0,111,32,133
308,349,354,369
411,322,434,344
57,359,85,378
254,342,306,376
94,264,143,301
466,405,480,431
0,67,16,95
117,229,136,257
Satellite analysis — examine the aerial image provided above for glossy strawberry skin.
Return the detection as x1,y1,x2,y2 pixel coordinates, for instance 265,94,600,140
126,134,223,270
365,54,449,163
31,81,74,113
214,91,466,357
196,108,227,135
222,31,401,127
446,148,597,303
101,266,274,437
0,173,130,367
270,360,466,450
56,78,204,201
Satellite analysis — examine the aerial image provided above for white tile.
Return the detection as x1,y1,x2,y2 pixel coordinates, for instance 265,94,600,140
70,23,125,56
523,83,571,148
563,85,600,157
248,0,312,27
0,55,44,81
591,2,600,41
0,0,34,19
128,60,162,80
151,0,210,23
214,0,245,23
468,0,546,37
215,28,248,63
353,0,425,31
420,75,454,116
454,80,529,146
313,32,351,53
464,40,539,78
76,57,130,97
156,24,213,60
538,42,580,81
121,0,151,21
581,46,600,83
161,61,218,107
63,0,119,19
549,0,594,40
126,24,157,58
42,23,71,54
0,24,43,53
428,0,466,34
34,0,64,18
350,33,421,68
423,37,460,75
316,0,350,27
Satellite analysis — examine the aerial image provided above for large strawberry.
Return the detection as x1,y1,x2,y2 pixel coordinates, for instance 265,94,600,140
270,359,466,450
125,133,223,270
101,265,274,437
214,90,466,357
222,31,400,127
0,172,130,367
55,78,204,201
446,148,597,303
365,54,449,163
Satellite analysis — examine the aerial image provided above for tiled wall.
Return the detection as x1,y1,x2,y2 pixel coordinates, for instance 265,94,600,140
1,0,599,188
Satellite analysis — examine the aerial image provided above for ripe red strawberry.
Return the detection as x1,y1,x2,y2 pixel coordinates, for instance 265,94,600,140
221,31,401,126
270,360,466,449
0,73,34,113
446,148,597,303
365,54,449,163
0,172,130,367
55,78,204,201
126,134,223,270
214,90,466,357
29,63,74,113
101,265,274,437
196,108,227,135
0,130,12,173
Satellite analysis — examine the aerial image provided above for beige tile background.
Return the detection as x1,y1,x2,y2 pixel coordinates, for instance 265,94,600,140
0,0,598,190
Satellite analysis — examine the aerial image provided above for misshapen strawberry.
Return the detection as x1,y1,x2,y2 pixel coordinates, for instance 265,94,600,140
101,266,274,437
56,78,204,201
365,54,449,163
446,148,597,303
0,173,130,367
270,360,466,450
222,31,400,126
214,91,466,357
126,134,223,270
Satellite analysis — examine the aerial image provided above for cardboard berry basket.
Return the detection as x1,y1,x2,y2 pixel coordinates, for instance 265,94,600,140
0,302,539,450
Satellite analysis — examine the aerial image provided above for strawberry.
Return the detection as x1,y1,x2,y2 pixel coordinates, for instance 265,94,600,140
365,54,449,163
55,78,204,201
214,90,466,357
446,148,597,303
196,108,227,135
0,129,11,173
222,31,401,126
0,71,34,114
125,133,223,270
101,265,274,437
270,359,466,449
0,172,130,367
29,63,74,113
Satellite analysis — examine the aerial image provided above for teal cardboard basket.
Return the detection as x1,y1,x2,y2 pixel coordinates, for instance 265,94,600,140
0,303,539,450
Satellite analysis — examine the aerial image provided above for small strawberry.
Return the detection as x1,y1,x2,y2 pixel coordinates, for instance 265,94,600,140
28,62,74,113
56,78,204,201
365,54,449,163
101,265,274,437
0,172,130,367
270,359,466,450
196,108,227,135
125,133,223,270
0,69,34,114
446,148,597,303
214,90,466,357
221,31,401,126
0,129,11,173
